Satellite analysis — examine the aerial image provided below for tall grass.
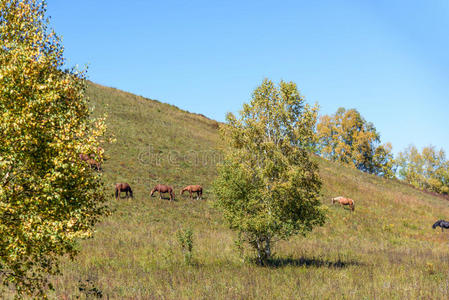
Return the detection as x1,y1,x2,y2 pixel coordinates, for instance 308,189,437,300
37,82,449,299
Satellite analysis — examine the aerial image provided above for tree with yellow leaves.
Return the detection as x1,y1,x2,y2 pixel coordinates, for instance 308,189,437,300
0,0,108,296
317,107,395,178
397,145,449,195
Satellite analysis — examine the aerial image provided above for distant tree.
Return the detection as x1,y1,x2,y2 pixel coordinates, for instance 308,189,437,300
397,145,449,194
214,79,325,265
316,107,395,178
372,142,396,178
0,0,108,296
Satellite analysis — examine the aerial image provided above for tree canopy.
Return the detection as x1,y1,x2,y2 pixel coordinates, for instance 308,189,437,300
397,145,449,195
316,107,395,178
214,79,325,265
0,0,108,296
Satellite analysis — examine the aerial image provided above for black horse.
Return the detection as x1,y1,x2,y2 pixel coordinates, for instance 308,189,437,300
432,220,449,232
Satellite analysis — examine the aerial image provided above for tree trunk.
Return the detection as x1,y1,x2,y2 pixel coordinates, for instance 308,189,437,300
255,235,271,266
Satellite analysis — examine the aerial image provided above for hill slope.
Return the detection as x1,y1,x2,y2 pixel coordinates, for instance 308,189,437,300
50,82,449,299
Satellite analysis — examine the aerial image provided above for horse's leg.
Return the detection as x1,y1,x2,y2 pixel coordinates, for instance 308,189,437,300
190,190,193,200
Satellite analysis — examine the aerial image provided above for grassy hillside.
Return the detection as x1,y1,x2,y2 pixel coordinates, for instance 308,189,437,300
48,82,449,299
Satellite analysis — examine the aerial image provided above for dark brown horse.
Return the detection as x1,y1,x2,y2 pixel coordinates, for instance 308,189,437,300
151,184,175,201
432,220,449,232
180,185,203,200
79,153,102,171
115,183,133,200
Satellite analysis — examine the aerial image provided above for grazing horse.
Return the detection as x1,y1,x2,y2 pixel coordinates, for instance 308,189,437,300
86,158,101,171
79,153,102,171
180,185,203,200
151,184,175,201
115,183,133,200
432,220,449,232
331,196,355,211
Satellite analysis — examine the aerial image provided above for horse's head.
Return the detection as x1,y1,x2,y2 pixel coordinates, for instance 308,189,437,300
331,196,343,203
432,220,441,229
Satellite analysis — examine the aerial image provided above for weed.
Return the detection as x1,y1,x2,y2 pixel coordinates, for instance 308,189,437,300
77,278,103,299
177,228,194,266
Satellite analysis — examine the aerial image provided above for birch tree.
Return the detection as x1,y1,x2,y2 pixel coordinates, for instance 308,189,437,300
0,0,108,296
214,79,325,265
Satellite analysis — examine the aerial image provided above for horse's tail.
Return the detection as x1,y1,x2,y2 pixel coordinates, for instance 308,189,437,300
115,186,119,199
170,189,175,201
351,200,355,211
129,187,133,198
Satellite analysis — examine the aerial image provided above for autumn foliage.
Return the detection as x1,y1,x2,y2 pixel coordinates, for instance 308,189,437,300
0,0,108,296
317,107,395,178
397,145,449,195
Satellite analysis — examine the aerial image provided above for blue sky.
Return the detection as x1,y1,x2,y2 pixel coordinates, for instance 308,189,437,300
47,0,448,155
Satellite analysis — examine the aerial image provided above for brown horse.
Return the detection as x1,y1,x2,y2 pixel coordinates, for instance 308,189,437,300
180,185,203,200
151,184,175,201
87,158,101,171
79,153,102,171
331,196,355,211
115,183,133,200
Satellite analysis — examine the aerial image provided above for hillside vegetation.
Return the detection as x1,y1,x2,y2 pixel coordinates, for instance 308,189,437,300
49,83,449,299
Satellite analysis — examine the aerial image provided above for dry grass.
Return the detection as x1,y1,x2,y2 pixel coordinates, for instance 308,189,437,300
31,82,449,299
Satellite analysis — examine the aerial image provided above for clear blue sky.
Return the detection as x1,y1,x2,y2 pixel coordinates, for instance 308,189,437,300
47,0,449,155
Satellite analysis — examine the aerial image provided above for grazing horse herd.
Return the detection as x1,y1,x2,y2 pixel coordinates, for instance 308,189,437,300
115,182,202,202
79,148,202,202
84,148,447,233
